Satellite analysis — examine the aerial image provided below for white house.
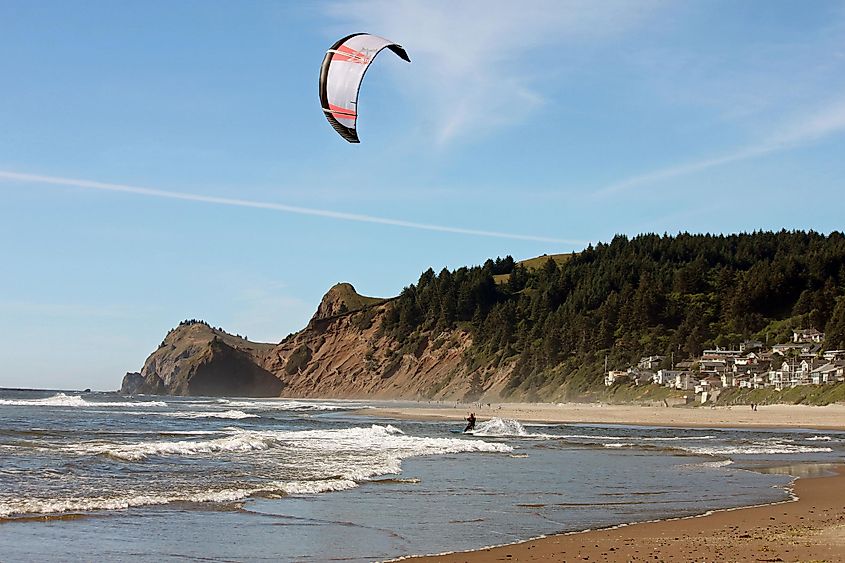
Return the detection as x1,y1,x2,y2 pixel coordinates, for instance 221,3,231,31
638,356,665,371
699,357,728,374
655,369,683,386
793,328,824,344
810,362,845,385
674,372,698,391
632,371,654,386
701,348,742,358
604,370,629,386
823,349,845,361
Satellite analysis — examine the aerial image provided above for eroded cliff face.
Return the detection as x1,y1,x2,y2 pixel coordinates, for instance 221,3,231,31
121,322,281,397
122,284,512,399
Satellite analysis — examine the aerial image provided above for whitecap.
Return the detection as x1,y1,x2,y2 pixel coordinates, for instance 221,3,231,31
471,418,529,437
73,431,279,461
0,393,166,408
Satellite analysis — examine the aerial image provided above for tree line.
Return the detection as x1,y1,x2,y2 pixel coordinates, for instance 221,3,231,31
381,231,845,396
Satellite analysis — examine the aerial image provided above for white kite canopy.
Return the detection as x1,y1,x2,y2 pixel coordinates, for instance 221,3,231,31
319,33,410,143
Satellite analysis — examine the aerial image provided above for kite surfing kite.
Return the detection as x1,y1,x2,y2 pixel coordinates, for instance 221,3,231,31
319,33,410,143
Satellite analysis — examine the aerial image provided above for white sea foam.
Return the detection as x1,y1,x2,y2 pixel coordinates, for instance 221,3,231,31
4,424,512,517
471,418,530,437
685,443,833,455
0,393,166,408
695,460,734,469
806,435,833,441
273,479,359,495
557,433,714,442
0,476,368,518
64,424,511,465
160,410,259,420
217,399,369,412
76,432,279,461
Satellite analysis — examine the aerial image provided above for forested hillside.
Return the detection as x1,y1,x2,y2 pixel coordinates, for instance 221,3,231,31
383,231,845,398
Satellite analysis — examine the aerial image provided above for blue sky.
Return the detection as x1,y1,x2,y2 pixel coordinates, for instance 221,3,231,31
2,0,844,390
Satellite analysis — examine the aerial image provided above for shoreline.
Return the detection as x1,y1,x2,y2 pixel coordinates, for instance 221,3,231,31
360,401,845,430
393,464,845,562
358,402,845,561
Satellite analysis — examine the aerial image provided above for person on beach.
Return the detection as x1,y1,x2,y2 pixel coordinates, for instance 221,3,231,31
464,412,476,432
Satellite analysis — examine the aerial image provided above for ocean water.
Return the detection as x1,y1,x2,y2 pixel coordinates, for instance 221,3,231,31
1,390,843,562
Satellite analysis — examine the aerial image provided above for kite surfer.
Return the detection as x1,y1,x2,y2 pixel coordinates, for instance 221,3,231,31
464,412,476,433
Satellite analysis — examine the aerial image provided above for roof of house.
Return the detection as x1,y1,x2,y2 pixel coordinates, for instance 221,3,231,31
794,328,823,336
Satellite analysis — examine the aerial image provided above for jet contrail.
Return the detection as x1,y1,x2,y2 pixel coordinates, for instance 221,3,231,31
0,170,584,245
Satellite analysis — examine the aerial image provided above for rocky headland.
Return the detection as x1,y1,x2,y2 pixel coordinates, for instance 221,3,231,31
121,282,508,399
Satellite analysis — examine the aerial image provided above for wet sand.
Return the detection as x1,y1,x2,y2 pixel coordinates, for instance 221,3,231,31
365,401,845,430
398,465,845,562
368,401,845,562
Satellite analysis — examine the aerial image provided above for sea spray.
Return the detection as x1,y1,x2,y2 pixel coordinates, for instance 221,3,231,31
471,418,529,437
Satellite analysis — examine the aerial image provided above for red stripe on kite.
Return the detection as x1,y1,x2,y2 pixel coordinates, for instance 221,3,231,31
331,44,371,64
329,103,356,117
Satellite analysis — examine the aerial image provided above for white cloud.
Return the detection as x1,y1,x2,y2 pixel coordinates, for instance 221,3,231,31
328,0,663,144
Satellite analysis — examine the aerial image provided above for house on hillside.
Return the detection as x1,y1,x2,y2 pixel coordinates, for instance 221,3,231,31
823,349,845,361
772,342,816,357
638,356,665,370
674,372,698,391
740,339,764,352
632,370,654,386
749,372,768,388
604,370,630,386
701,347,743,358
793,328,824,344
810,362,845,385
770,358,824,389
655,369,683,386
695,376,722,395
734,352,759,367
699,357,728,375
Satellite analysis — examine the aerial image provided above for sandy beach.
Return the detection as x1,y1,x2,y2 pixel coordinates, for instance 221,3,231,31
367,402,845,562
400,465,845,562
365,401,845,430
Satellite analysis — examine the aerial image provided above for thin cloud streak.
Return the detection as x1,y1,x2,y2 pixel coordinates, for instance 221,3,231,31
0,170,583,245
597,97,845,197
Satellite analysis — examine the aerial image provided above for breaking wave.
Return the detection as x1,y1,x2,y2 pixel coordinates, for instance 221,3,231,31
77,432,280,461
217,399,370,412
4,424,512,518
0,479,360,519
63,424,511,463
471,418,530,437
0,393,167,408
